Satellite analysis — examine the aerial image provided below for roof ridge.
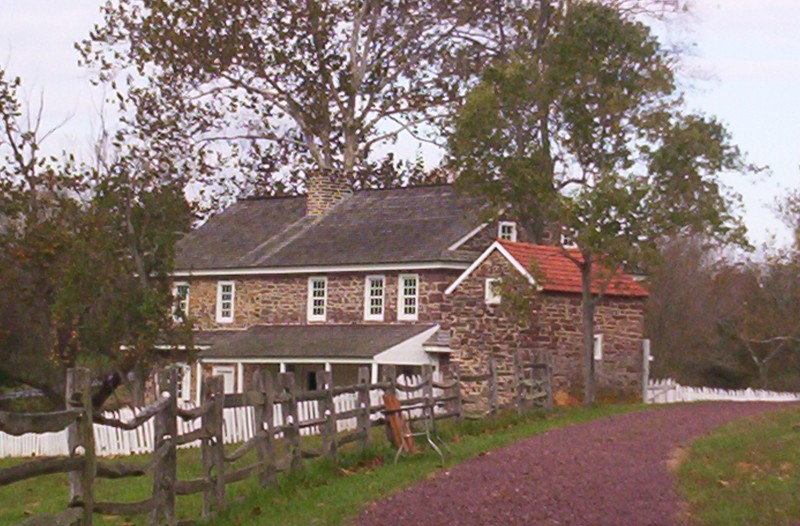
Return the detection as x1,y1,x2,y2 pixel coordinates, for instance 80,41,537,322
240,194,306,202
353,183,453,194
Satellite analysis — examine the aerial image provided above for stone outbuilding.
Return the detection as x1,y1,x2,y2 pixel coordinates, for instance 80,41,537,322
444,240,649,400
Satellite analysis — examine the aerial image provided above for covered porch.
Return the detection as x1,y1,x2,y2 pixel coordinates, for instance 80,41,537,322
190,324,450,403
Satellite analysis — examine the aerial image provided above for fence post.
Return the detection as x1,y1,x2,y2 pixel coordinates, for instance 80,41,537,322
451,364,463,423
357,367,371,452
513,352,525,416
201,375,225,517
488,355,499,415
316,370,337,460
66,367,95,526
421,364,434,424
152,367,178,525
642,339,651,403
279,373,301,471
543,353,554,411
252,369,276,487
381,365,397,444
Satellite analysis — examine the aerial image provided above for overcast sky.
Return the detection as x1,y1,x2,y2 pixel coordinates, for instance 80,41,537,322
1,0,798,247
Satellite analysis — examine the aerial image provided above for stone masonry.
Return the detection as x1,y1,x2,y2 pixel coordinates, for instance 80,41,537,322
185,270,460,330
445,251,646,400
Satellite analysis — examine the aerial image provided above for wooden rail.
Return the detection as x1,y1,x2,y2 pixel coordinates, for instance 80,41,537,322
0,350,552,525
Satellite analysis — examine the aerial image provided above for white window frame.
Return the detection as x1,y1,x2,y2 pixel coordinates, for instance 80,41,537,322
397,273,419,321
498,221,518,242
172,282,190,322
485,278,501,305
593,334,604,361
175,363,192,402
211,365,236,394
215,281,235,324
307,276,328,322
364,275,386,321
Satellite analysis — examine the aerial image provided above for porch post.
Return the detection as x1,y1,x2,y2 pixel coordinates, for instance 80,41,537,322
195,361,203,405
279,362,287,373
237,362,245,393
371,362,379,384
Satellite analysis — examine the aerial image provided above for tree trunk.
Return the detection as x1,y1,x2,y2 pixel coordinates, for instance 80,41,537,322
758,361,769,390
581,256,596,406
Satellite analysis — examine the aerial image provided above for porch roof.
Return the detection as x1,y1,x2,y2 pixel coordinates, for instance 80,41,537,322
197,324,439,360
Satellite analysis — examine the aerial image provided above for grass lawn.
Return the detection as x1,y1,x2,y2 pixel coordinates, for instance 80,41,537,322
678,405,800,526
0,404,643,525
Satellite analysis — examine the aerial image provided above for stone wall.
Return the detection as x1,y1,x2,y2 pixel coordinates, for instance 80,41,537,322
445,251,646,401
184,270,458,330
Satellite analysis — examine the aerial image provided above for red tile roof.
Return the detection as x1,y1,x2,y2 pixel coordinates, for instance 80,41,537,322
499,241,649,298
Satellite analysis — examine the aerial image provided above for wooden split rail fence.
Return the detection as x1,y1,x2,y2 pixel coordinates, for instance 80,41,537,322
0,353,551,525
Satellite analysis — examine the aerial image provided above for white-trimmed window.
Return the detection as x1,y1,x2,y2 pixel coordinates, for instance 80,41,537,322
172,282,190,322
307,276,328,322
216,281,235,323
593,334,604,361
560,228,578,248
364,275,385,321
398,274,419,321
176,363,192,402
212,365,236,394
498,221,518,241
485,278,501,305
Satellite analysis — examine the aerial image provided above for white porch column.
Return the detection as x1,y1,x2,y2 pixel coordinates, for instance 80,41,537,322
371,362,379,384
195,361,203,405
279,362,287,373
237,362,244,393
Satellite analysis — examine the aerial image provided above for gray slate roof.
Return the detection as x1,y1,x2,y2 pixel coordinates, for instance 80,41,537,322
176,185,482,270
199,324,438,360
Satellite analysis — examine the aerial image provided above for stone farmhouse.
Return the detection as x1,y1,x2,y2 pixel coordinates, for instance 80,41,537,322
168,175,648,404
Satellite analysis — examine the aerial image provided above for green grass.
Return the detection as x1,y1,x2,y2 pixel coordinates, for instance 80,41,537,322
678,406,800,526
0,404,643,525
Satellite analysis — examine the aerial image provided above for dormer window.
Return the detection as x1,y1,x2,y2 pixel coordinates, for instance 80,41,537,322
561,228,578,248
216,281,235,323
498,221,517,241
307,276,328,322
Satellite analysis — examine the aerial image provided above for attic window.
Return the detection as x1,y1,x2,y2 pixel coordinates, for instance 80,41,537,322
216,281,235,323
498,221,517,241
308,277,328,322
593,334,604,361
364,275,385,321
485,278,501,305
398,274,419,321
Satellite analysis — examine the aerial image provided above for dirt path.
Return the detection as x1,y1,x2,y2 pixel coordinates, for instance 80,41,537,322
352,402,791,526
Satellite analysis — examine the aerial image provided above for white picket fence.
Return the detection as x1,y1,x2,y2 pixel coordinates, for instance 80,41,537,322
647,378,800,404
0,373,440,459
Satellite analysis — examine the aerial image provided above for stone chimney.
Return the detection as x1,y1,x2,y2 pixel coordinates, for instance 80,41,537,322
306,168,352,216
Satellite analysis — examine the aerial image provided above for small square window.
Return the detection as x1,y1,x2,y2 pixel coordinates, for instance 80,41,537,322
216,281,235,323
307,277,327,321
593,334,604,361
398,274,419,321
364,275,385,321
485,278,501,305
498,221,517,241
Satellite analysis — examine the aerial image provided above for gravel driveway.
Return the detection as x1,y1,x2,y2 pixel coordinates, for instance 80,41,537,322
352,402,791,526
